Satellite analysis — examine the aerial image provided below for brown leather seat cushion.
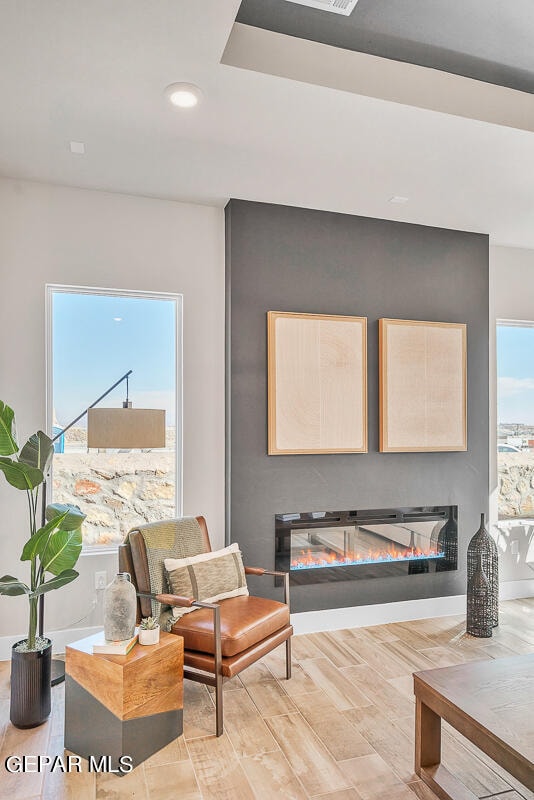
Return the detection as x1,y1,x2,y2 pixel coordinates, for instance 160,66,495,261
171,595,290,657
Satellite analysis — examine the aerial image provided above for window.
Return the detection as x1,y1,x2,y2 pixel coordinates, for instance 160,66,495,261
497,321,534,520
47,286,181,548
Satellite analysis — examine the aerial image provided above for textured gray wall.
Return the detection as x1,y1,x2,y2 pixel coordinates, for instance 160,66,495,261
226,200,489,613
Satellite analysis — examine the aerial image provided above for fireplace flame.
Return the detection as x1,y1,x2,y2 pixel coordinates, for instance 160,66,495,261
290,545,444,570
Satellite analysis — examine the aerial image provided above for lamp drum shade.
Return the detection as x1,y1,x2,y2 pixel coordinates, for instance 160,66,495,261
87,408,166,449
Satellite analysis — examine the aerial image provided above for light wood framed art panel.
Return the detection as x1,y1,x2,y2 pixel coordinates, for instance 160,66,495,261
268,311,367,454
379,318,467,452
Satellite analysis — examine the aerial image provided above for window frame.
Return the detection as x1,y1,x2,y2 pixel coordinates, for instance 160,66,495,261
45,283,183,554
496,317,534,522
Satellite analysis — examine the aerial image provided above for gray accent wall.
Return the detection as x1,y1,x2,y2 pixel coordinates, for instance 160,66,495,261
226,199,489,613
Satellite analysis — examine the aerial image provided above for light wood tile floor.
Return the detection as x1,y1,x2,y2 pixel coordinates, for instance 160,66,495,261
0,598,532,800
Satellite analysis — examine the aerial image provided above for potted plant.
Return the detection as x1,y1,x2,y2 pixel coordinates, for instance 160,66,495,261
138,616,160,645
0,401,85,728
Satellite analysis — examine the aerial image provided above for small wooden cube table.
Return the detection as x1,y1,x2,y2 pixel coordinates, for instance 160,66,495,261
414,654,534,800
65,631,183,770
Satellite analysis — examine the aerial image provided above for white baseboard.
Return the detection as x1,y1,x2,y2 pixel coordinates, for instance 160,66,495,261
499,578,534,600
1,581,532,659
290,594,466,635
0,626,101,662
290,580,534,635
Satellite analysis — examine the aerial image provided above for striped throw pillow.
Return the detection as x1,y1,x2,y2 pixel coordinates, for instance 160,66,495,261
164,542,249,619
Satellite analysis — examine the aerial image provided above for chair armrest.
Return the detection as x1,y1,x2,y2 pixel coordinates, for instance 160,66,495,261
245,566,287,578
244,567,290,608
137,592,223,683
137,591,195,608
244,566,266,576
137,591,222,612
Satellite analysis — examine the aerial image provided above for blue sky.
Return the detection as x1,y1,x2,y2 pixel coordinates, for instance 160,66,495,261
53,292,176,427
497,324,534,425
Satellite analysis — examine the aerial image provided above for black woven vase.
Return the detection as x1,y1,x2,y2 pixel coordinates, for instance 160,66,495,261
466,513,499,635
466,555,492,638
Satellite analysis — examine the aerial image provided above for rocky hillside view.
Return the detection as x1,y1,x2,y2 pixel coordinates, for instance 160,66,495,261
498,452,534,518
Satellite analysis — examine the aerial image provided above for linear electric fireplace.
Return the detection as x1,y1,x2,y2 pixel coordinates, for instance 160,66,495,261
275,506,458,584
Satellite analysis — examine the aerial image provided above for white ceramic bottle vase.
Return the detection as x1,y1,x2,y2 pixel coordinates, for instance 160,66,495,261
103,573,137,641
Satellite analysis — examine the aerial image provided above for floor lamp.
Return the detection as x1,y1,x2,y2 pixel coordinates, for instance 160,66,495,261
40,369,166,685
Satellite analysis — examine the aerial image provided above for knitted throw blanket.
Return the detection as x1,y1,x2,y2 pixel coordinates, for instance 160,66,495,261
125,517,205,631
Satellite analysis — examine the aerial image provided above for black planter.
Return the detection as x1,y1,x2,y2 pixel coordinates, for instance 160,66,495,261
10,638,52,729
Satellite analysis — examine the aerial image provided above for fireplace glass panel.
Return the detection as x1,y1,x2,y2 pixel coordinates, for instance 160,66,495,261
275,506,457,584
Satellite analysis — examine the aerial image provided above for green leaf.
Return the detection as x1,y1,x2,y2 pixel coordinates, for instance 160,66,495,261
40,528,83,576
31,569,79,597
0,402,18,456
0,575,30,596
46,503,86,531
19,431,54,476
21,513,68,562
0,457,43,490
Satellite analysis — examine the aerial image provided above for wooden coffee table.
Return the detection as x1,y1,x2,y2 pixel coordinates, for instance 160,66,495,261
414,654,534,800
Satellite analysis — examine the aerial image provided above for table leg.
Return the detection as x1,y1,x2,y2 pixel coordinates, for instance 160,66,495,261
415,696,478,800
415,696,442,774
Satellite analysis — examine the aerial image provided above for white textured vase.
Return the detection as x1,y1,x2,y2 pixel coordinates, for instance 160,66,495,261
103,573,136,641
138,627,160,646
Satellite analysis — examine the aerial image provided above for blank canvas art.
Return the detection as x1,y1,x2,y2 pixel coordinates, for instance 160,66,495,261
379,318,467,452
268,311,367,454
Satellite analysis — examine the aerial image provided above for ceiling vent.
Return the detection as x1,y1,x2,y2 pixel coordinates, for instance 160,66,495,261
284,0,359,16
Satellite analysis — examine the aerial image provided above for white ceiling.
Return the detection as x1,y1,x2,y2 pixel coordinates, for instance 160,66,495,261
1,0,534,247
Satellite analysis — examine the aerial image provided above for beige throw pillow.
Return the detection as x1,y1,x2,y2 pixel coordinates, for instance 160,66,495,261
164,543,249,619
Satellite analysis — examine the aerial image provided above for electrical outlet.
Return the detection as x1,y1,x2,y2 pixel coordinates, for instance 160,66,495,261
95,571,107,591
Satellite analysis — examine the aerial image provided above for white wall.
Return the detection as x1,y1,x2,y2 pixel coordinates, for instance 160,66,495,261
0,178,225,650
0,190,531,651
490,245,534,588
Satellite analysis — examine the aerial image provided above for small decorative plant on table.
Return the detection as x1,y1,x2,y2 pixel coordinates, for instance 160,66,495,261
0,401,86,728
139,615,160,645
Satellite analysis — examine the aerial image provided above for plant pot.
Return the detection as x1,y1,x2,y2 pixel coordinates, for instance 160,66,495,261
138,627,160,646
10,638,52,729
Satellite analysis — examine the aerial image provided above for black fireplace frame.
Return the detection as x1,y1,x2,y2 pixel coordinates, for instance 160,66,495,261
275,505,458,585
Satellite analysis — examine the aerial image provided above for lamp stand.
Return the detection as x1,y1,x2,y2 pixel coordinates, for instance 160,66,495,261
40,370,133,686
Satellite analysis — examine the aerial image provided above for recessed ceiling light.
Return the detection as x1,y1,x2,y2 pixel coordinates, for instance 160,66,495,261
165,82,203,109
389,196,409,204
70,141,85,155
